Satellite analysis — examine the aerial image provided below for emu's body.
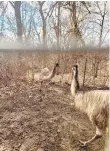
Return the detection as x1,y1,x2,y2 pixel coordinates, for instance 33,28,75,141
39,63,59,81
71,65,109,146
34,63,59,82
41,68,50,76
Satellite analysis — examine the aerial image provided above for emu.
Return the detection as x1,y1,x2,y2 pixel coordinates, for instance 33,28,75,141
39,63,59,81
71,65,109,147
34,63,59,82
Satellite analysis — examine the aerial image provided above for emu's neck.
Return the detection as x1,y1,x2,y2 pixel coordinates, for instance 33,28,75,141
71,71,77,97
49,65,56,78
74,68,78,79
42,65,56,81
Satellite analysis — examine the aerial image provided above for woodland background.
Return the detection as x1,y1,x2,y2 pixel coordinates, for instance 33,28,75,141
0,1,109,87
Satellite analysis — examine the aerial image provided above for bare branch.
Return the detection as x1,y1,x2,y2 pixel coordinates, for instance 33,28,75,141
9,1,15,8
96,2,103,17
0,2,8,16
45,2,57,19
38,1,45,7
81,1,91,14
0,1,3,6
89,20,101,27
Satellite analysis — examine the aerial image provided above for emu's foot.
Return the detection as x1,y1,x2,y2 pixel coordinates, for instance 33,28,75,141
79,140,88,148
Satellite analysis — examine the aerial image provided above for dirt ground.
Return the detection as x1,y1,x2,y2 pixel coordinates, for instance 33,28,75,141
0,81,108,151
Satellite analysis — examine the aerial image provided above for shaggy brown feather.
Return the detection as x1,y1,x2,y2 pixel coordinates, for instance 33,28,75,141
71,65,109,146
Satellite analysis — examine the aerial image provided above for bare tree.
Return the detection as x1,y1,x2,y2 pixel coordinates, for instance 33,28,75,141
62,1,86,48
10,1,22,41
38,1,47,46
96,1,108,47
0,1,108,49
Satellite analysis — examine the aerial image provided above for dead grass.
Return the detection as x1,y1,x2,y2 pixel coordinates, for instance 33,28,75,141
0,81,108,151
0,50,109,151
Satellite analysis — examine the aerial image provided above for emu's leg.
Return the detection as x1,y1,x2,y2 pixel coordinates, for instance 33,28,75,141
79,127,102,147
40,81,43,92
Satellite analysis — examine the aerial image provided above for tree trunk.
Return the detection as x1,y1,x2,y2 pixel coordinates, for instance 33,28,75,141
39,2,47,46
70,2,85,47
57,2,60,49
67,2,85,48
57,2,61,63
15,1,22,41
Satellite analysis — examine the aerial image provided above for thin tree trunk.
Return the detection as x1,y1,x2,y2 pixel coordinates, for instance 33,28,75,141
39,2,47,46
57,2,60,49
11,1,23,59
96,1,107,48
99,15,104,48
15,1,22,41
69,2,85,47
57,2,61,63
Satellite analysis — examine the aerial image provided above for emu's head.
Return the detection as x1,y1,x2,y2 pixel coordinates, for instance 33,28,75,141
72,65,78,77
55,63,59,67
54,63,59,75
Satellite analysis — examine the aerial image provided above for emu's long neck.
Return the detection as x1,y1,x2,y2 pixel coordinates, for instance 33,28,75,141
49,65,56,79
42,65,56,81
71,70,78,97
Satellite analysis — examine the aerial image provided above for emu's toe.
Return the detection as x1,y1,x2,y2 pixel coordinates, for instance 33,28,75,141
79,140,87,147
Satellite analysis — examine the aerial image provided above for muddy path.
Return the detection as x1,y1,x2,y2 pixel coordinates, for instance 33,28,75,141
0,82,106,151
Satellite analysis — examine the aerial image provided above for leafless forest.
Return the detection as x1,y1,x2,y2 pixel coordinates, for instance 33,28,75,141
0,1,109,151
